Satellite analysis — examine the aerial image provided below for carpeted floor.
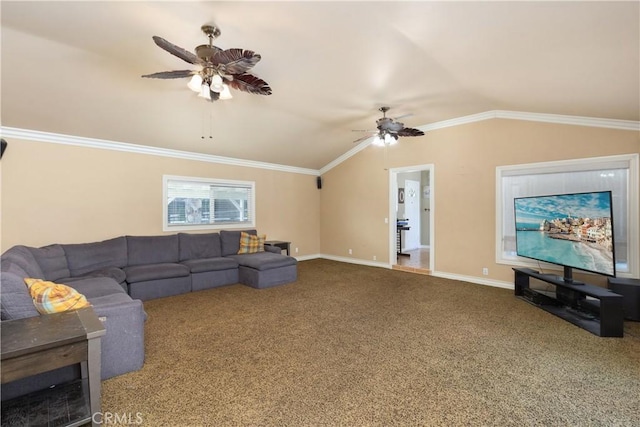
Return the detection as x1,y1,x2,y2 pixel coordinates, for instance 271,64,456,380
102,259,640,426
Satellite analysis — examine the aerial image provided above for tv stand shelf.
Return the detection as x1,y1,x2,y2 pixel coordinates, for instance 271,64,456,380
513,268,624,337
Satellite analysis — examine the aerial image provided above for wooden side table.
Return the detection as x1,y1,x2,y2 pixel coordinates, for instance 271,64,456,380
264,240,291,255
1,307,106,426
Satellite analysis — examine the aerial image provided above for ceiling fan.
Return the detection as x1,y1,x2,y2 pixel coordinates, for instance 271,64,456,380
353,107,425,145
142,24,272,102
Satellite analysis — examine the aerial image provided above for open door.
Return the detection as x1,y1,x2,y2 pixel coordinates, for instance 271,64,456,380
389,165,434,272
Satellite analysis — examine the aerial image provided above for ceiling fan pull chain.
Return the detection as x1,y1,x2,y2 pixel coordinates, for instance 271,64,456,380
201,108,206,140
209,110,213,139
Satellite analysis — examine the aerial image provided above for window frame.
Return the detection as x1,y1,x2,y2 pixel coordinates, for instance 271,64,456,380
162,175,256,231
495,154,639,279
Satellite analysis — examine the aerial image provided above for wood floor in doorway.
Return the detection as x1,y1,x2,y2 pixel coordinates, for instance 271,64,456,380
393,248,431,275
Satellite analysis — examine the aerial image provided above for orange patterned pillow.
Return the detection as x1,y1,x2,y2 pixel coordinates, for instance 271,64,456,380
24,278,91,314
237,231,266,254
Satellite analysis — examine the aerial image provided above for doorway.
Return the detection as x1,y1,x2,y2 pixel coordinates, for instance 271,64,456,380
389,165,434,273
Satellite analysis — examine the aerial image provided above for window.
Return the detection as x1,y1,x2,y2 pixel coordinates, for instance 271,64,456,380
163,175,255,231
496,154,639,277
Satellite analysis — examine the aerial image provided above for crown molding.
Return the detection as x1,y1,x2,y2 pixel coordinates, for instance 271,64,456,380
493,110,640,131
0,126,319,176
319,138,371,175
417,110,640,132
2,110,637,177
324,110,639,174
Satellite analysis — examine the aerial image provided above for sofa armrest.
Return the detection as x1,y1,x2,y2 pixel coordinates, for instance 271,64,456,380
90,297,146,379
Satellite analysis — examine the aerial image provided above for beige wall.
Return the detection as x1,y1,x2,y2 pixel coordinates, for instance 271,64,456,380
321,119,639,284
0,138,321,255
2,119,638,286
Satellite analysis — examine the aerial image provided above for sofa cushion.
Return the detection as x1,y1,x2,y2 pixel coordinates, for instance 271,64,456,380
63,237,127,277
1,258,34,280
127,235,179,266
181,257,239,273
24,278,91,314
178,233,222,261
62,267,127,285
0,273,39,320
88,292,138,307
237,231,266,254
26,244,70,281
62,277,127,299
220,229,257,256
225,252,297,271
1,245,45,278
124,263,190,283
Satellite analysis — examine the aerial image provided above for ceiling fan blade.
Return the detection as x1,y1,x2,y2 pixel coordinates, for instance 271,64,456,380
152,36,200,65
397,127,425,137
227,73,272,95
141,70,195,79
213,49,261,74
353,133,375,143
393,113,414,121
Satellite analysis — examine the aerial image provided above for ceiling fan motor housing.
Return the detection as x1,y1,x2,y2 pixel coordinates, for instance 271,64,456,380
195,45,218,61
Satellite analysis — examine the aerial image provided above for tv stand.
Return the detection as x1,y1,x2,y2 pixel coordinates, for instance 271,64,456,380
513,268,624,337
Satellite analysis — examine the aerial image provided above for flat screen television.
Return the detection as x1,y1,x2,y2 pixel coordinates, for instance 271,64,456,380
514,191,616,284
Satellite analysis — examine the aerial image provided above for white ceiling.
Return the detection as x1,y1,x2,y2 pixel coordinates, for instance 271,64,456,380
2,1,638,170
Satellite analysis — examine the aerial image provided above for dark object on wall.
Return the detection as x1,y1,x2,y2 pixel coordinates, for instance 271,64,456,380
608,277,640,321
398,188,405,204
316,176,322,189
0,139,7,159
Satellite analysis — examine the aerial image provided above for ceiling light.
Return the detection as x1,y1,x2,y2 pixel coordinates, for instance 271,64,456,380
187,74,203,92
142,24,272,103
372,134,385,147
371,131,398,146
385,132,398,145
209,74,224,93
219,84,233,100
198,83,211,100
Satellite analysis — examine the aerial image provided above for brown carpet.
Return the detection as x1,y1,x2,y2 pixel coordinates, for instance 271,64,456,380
102,259,640,426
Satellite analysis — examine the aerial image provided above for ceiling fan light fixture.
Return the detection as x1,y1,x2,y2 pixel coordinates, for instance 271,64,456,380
385,132,398,145
219,84,233,100
209,74,224,93
187,74,203,92
198,83,211,100
372,134,385,147
143,24,272,102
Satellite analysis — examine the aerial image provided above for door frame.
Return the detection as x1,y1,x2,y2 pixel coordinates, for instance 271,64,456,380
388,164,435,268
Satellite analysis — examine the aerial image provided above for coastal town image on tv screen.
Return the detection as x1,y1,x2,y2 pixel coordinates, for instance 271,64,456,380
514,191,615,277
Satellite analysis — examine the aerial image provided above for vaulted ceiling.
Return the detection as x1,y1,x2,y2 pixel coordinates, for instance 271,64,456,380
2,1,638,170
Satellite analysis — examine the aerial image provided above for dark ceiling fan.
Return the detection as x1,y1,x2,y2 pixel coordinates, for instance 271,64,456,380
142,24,272,102
353,107,424,145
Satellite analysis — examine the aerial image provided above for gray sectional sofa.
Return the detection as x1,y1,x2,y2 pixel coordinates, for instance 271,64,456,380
0,229,297,400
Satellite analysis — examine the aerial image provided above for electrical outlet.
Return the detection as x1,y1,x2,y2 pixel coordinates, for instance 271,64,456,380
482,267,489,275
348,249,352,255
384,218,388,224
373,255,377,261
295,247,299,254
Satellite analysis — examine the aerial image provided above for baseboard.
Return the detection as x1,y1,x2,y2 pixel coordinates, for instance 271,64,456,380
318,254,390,269
294,254,322,262
298,255,514,289
431,271,514,290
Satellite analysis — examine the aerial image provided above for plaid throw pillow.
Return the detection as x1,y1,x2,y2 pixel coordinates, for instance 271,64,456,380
24,278,91,314
237,232,266,254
